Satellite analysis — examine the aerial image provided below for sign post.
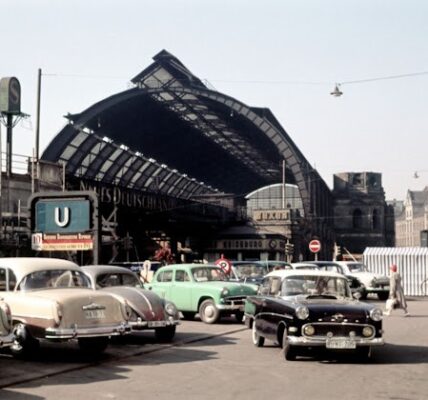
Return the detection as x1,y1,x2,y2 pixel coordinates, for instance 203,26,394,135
309,239,321,261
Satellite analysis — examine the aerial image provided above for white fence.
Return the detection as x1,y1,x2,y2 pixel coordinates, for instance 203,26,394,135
363,247,428,296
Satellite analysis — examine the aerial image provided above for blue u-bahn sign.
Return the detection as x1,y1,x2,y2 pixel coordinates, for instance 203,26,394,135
35,199,90,234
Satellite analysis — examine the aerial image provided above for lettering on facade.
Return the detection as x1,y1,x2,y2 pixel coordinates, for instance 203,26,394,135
215,239,285,251
80,181,175,211
253,209,290,221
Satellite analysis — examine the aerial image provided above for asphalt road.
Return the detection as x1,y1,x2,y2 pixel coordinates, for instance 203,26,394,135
1,299,428,400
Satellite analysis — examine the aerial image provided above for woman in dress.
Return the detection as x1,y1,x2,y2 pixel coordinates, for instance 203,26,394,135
385,264,409,316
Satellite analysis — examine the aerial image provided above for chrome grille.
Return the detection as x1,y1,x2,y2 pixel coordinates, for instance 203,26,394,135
224,296,246,305
302,322,376,339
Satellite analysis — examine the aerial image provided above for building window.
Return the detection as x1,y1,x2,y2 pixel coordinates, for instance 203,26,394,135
353,209,363,229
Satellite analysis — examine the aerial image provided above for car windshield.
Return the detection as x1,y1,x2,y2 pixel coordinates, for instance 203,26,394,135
233,263,268,279
191,267,227,282
96,273,142,288
19,269,91,290
281,275,351,298
347,263,368,272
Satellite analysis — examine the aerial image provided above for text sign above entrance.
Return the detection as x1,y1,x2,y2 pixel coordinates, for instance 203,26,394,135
35,199,90,234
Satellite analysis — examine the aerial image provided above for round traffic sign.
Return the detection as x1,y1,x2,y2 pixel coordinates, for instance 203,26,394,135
215,256,232,275
309,239,321,253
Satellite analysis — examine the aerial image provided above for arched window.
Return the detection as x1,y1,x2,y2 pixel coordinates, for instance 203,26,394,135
353,209,363,229
372,209,380,230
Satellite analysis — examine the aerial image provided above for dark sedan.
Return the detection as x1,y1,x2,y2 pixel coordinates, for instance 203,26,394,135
244,270,384,361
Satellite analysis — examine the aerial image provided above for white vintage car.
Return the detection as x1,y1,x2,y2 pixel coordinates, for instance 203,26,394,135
0,258,130,357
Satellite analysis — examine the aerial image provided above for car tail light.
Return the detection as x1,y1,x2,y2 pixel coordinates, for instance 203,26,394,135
52,302,63,325
0,301,12,331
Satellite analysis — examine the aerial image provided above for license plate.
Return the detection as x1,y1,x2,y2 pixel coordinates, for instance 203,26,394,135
326,338,356,349
84,310,106,319
148,321,167,328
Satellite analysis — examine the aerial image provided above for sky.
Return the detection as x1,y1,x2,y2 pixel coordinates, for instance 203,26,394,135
1,0,427,201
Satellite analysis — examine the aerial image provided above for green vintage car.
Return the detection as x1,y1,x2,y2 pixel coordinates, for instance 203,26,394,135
148,264,258,324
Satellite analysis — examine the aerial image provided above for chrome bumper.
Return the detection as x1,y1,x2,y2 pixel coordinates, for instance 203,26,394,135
45,322,130,339
129,318,180,330
0,332,14,348
217,304,244,311
288,336,385,347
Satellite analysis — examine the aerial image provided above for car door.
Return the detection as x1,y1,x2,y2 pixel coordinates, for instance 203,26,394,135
152,269,173,300
257,277,283,340
169,269,193,311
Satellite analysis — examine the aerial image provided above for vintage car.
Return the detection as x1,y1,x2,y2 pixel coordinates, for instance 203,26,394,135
308,261,389,300
148,264,258,324
0,258,130,357
82,265,180,341
229,261,270,285
0,297,14,349
244,270,384,361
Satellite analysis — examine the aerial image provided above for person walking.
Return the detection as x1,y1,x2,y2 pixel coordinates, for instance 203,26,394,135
384,264,409,316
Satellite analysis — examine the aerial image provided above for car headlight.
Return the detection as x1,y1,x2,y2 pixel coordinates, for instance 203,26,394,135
165,302,177,316
362,326,374,337
221,287,229,297
295,306,309,320
303,325,315,336
370,308,383,321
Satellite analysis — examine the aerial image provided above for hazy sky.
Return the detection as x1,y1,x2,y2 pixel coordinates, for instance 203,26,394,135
1,0,427,200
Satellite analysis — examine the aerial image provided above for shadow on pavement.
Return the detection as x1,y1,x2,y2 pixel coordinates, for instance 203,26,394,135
0,390,44,400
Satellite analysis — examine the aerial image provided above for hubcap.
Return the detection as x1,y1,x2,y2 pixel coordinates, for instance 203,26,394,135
204,305,215,318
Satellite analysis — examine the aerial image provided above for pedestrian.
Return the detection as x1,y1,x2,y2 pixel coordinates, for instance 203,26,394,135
384,264,409,316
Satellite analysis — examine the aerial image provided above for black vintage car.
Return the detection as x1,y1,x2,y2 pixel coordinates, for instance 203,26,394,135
244,270,384,361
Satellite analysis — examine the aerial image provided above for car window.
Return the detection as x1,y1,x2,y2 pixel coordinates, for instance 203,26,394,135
175,270,190,282
0,268,17,291
156,270,173,282
270,277,282,295
259,277,271,295
191,267,227,282
19,269,90,290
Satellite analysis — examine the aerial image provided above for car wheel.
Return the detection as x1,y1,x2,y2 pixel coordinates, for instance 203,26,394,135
252,321,264,347
155,326,176,342
377,292,389,301
181,312,195,320
10,322,40,359
235,311,244,323
199,299,220,324
78,337,109,355
282,331,296,361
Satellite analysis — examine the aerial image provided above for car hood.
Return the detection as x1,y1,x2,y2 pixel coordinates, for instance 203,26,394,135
292,297,375,321
100,286,166,321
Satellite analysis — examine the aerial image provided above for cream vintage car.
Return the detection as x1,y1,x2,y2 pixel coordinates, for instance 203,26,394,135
0,258,130,357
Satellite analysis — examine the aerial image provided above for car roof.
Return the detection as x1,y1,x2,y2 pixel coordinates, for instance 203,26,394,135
0,257,80,282
266,269,344,279
82,265,138,278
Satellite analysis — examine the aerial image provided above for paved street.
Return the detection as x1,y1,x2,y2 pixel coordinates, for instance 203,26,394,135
1,299,427,400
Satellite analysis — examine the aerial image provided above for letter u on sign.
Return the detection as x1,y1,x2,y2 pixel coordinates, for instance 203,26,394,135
54,207,70,227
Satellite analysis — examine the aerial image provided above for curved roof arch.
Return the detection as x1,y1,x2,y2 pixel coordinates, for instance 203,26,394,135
42,50,332,220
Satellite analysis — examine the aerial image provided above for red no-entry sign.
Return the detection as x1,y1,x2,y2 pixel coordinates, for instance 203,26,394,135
309,239,321,253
